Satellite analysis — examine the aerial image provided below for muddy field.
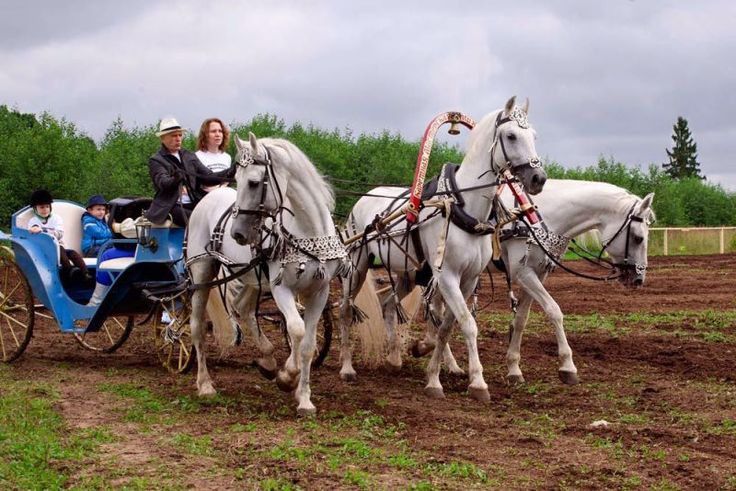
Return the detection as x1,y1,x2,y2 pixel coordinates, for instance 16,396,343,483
2,254,735,489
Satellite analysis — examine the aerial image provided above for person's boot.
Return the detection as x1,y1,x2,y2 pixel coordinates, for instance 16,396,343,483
87,283,110,307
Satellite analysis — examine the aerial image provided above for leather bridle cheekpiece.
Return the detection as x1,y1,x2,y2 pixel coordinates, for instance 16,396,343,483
490,106,543,176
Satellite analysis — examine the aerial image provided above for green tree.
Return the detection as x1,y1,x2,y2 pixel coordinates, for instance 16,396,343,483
664,116,703,179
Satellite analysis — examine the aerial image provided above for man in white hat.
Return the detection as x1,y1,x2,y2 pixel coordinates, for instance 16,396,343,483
144,117,233,226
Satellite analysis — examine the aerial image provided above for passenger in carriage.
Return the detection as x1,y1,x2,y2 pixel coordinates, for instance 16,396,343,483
81,194,113,257
143,117,233,227
27,189,92,282
195,117,233,193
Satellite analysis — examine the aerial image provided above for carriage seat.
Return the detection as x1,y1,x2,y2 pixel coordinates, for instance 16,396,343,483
14,201,97,267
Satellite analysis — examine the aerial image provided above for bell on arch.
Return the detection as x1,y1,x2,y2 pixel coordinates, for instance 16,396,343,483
447,122,461,135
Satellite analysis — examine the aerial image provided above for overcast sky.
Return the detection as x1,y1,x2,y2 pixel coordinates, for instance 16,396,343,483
2,1,734,190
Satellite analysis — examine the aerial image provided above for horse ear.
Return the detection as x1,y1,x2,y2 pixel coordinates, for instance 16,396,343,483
248,131,258,151
522,97,530,115
504,96,517,115
234,134,246,152
637,193,654,214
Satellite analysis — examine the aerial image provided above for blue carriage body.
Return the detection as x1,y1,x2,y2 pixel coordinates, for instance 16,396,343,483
0,200,185,333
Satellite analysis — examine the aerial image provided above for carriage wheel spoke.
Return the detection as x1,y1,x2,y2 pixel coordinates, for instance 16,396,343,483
0,283,23,309
2,316,20,347
0,310,27,330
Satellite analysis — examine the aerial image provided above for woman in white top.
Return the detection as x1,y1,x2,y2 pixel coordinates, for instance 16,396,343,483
195,118,232,192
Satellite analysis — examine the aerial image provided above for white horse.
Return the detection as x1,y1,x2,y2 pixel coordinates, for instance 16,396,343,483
339,97,548,402
413,179,655,384
187,133,349,416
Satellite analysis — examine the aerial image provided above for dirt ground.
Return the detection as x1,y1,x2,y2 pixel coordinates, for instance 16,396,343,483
3,254,736,489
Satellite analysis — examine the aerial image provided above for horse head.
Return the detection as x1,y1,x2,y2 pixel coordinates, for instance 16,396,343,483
491,96,547,195
601,192,655,288
230,133,285,246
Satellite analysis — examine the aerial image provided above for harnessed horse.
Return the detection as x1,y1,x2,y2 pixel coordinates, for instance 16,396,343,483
187,133,349,416
339,97,548,401
416,179,655,384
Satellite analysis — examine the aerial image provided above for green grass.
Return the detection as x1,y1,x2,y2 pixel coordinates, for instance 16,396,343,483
0,379,112,489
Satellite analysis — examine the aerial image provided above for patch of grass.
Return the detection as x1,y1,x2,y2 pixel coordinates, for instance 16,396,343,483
619,413,651,425
260,477,301,491
343,468,371,489
0,380,112,489
586,435,626,459
513,413,562,443
168,433,214,456
269,439,311,462
705,418,736,436
425,460,489,483
388,452,418,469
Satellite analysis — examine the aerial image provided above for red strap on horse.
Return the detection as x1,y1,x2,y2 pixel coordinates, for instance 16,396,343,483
406,112,475,223
502,170,540,224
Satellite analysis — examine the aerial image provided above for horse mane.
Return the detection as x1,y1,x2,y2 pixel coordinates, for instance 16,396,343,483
260,138,336,212
464,109,502,162
548,179,652,219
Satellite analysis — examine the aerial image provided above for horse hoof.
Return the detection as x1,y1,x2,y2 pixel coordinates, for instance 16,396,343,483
424,386,445,399
411,342,433,358
340,371,357,383
255,362,278,381
469,387,491,403
559,370,579,385
197,383,217,398
506,374,525,385
384,361,402,373
447,367,466,377
275,372,295,392
409,340,422,358
297,406,317,418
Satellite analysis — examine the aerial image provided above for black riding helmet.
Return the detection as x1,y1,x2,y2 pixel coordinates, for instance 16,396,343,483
30,189,53,207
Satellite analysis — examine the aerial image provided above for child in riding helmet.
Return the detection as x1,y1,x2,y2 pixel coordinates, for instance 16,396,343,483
81,195,113,257
28,189,92,282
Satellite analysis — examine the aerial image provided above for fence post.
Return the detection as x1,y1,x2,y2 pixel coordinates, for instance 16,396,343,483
720,227,725,254
663,229,668,256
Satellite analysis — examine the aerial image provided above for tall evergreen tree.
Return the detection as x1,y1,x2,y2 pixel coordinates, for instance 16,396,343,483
664,116,703,179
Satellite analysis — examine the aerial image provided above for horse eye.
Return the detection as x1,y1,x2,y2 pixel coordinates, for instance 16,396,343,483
633,236,644,245
247,179,260,189
507,133,517,141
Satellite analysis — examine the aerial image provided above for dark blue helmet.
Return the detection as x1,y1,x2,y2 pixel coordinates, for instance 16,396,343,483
85,195,108,209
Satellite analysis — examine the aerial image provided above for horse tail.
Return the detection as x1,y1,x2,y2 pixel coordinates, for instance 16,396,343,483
353,269,387,367
208,286,238,352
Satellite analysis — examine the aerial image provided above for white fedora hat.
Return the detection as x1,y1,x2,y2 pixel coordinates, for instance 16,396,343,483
156,117,186,137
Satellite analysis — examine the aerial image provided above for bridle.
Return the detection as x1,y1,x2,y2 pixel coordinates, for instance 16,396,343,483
230,146,284,226
593,202,649,277
489,106,543,177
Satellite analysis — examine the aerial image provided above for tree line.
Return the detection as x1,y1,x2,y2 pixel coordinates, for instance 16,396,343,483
1,105,734,229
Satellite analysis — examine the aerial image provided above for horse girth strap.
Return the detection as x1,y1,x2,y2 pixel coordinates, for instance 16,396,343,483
437,164,496,236
187,253,265,291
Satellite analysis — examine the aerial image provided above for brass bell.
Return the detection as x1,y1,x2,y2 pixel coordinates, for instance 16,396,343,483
448,122,460,135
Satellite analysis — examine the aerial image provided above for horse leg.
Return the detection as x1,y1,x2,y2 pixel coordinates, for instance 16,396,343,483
293,286,330,416
425,308,455,399
338,254,369,382
506,291,532,385
232,285,278,380
271,285,304,393
383,283,402,372
517,269,578,384
435,274,490,403
189,261,217,397
411,293,442,357
414,295,464,375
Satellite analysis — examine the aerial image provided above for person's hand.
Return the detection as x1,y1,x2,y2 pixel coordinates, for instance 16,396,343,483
172,168,185,181
29,225,41,234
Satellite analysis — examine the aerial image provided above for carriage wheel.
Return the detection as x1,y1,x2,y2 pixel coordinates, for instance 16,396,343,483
153,294,195,374
73,316,134,353
281,303,334,368
0,256,35,362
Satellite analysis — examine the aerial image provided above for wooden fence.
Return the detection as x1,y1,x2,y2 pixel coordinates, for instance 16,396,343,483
648,227,736,256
